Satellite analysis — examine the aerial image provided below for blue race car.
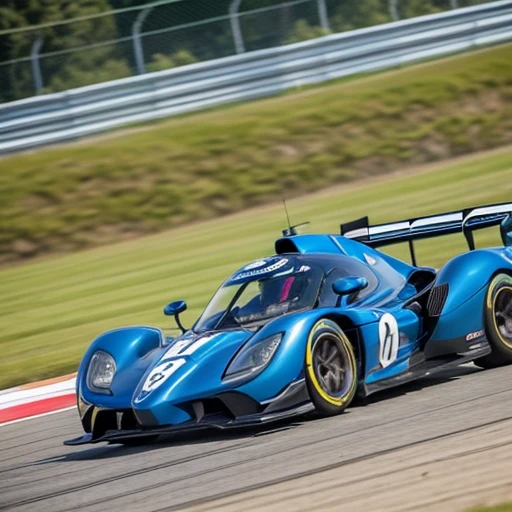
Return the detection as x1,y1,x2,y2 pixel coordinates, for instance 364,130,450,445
66,203,512,445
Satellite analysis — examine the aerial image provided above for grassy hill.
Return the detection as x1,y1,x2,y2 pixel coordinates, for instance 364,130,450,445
1,146,511,389
1,43,512,264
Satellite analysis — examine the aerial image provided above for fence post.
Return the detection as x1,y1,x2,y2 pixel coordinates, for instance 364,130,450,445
317,0,330,31
132,7,152,74
450,0,459,8
30,35,44,95
230,0,245,54
389,0,399,21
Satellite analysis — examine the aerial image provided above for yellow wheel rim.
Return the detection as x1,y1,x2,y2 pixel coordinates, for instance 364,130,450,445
306,320,357,406
490,279,512,349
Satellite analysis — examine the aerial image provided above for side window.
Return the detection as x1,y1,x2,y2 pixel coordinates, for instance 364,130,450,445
318,262,378,307
318,269,347,307
350,263,378,301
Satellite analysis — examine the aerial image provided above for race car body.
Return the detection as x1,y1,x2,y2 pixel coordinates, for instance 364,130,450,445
66,202,512,445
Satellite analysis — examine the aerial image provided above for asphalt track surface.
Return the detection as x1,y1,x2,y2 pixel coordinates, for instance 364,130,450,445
1,364,512,512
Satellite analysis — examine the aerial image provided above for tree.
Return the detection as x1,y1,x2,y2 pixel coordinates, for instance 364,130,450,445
286,20,329,45
399,0,445,19
146,49,197,72
0,0,130,101
330,0,391,33
0,3,36,101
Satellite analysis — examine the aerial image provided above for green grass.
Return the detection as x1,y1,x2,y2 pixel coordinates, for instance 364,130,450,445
1,146,511,389
470,503,512,511
1,44,512,263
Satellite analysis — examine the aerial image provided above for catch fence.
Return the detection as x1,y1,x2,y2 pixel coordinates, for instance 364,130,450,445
1,0,511,153
0,0,496,103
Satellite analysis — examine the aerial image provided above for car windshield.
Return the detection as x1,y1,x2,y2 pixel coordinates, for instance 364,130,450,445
194,262,323,331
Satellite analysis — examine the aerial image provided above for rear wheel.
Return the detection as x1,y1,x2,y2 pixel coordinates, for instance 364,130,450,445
474,273,512,369
305,319,357,416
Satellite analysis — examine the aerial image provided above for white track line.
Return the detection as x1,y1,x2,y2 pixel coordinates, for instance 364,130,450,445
0,406,76,427
0,378,76,409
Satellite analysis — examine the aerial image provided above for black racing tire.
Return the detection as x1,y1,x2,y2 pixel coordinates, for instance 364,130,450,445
305,319,358,416
474,273,512,369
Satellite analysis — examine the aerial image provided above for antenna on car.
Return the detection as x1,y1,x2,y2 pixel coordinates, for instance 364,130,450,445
283,197,292,231
281,196,309,237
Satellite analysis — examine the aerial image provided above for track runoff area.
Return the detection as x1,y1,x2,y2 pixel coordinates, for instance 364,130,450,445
0,374,76,426
1,363,512,511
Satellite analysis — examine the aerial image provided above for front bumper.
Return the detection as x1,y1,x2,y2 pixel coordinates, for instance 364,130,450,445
64,401,315,445
65,378,311,445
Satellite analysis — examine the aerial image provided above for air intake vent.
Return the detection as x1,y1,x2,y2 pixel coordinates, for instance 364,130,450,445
427,283,449,317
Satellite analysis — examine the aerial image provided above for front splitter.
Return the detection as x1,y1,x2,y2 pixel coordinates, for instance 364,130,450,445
64,402,315,445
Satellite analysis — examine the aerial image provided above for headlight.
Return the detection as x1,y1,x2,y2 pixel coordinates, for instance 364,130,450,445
86,351,116,393
224,333,283,381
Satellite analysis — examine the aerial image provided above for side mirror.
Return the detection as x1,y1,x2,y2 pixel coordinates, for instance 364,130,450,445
501,214,512,247
163,300,187,333
332,276,368,306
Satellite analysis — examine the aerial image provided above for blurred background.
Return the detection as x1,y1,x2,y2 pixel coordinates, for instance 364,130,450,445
0,0,496,102
1,0,511,390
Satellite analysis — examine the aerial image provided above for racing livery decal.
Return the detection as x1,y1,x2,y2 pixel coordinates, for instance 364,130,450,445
140,358,186,394
232,257,289,281
165,333,219,357
379,313,399,368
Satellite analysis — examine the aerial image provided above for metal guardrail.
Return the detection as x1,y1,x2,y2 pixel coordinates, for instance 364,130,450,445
1,0,511,154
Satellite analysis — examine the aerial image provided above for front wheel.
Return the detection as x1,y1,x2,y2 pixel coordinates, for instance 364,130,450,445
474,273,512,369
305,319,358,416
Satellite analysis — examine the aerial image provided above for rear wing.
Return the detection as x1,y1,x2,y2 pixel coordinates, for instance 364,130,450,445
340,203,512,266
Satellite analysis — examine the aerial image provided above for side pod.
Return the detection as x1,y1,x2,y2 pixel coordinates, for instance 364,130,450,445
433,249,510,315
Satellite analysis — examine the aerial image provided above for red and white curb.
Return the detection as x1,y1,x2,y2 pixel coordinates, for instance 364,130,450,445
0,374,77,426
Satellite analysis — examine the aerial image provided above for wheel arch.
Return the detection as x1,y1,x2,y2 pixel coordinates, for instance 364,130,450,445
304,316,359,414
319,313,366,379
436,249,512,315
481,268,512,318
77,326,164,402
427,266,512,353
493,268,512,278
474,270,512,368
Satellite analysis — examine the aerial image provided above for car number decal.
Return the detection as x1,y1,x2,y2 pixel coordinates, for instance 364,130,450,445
180,333,218,355
378,313,399,368
165,333,218,357
141,358,186,393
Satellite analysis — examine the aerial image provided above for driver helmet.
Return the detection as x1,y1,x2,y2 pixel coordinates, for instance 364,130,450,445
259,274,303,307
